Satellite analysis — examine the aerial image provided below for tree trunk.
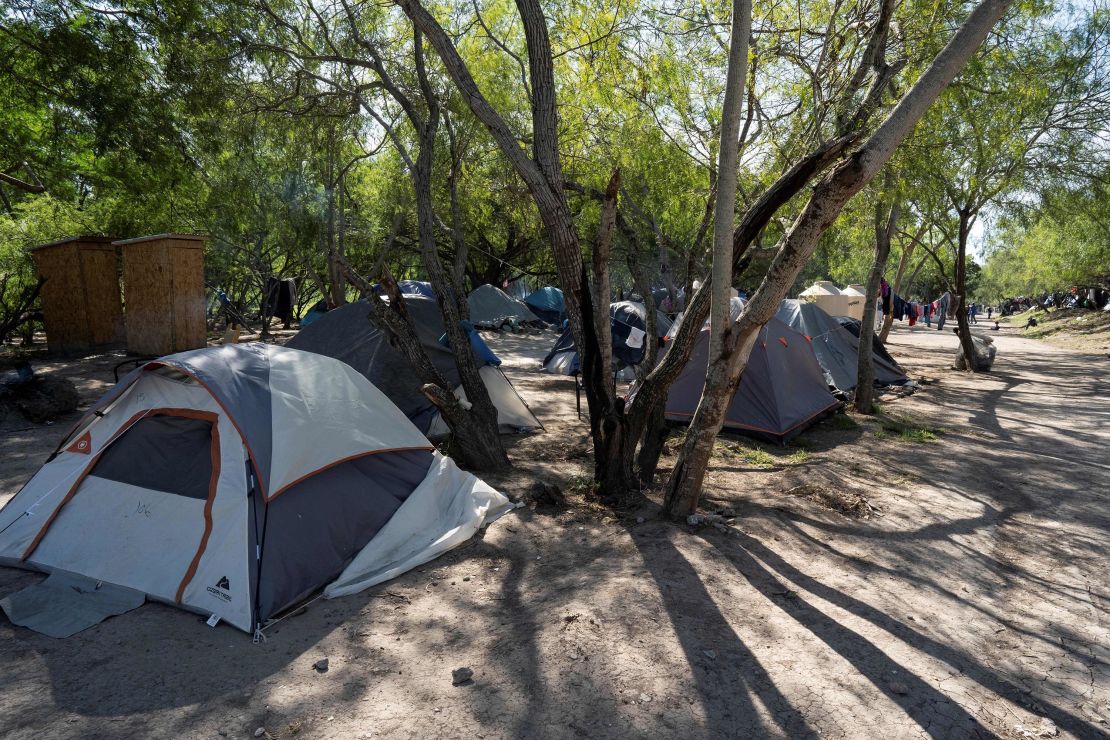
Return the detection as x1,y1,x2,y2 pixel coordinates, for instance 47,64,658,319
342,260,509,471
662,0,751,517
662,0,1014,516
953,210,981,370
410,30,508,469
324,131,346,309
583,170,636,498
878,230,917,342
856,196,898,413
445,113,471,319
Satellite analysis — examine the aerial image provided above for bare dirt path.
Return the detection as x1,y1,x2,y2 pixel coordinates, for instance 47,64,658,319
0,324,1106,739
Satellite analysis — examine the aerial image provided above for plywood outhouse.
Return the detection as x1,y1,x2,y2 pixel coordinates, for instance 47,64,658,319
30,236,125,355
116,234,207,355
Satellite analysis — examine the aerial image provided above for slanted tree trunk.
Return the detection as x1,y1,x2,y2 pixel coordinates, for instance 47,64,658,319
662,0,1015,516
662,0,751,516
400,0,633,495
856,196,899,413
342,261,509,471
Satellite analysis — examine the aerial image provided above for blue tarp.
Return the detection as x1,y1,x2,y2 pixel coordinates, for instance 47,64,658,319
398,280,436,298
438,320,502,366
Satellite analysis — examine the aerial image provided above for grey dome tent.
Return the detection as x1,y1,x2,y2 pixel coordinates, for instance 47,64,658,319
0,344,513,636
773,300,908,390
524,287,565,324
649,318,839,443
468,284,541,328
286,296,540,438
833,316,904,374
542,301,673,377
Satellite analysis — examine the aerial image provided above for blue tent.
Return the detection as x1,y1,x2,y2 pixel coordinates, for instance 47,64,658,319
398,280,436,299
524,287,565,323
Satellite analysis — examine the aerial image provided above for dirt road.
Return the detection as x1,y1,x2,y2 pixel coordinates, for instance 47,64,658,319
0,324,1105,738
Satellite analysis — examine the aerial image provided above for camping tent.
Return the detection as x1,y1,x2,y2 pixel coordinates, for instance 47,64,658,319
286,297,540,437
651,287,685,314
523,287,565,324
468,284,541,328
542,301,673,376
650,318,839,443
775,300,908,390
833,316,909,383
398,280,435,299
0,344,514,635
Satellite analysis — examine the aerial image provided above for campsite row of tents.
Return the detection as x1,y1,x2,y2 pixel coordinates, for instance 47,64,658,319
543,297,909,443
0,283,906,638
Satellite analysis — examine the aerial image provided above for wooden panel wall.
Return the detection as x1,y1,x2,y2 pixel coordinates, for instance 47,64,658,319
118,234,207,355
79,244,125,345
31,236,123,355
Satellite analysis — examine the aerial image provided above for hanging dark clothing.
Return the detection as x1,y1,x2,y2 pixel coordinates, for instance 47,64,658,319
263,278,298,327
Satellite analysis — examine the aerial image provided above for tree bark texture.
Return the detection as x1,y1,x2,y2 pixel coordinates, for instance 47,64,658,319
856,198,899,413
661,0,1014,515
879,226,920,342
953,210,982,370
663,0,751,517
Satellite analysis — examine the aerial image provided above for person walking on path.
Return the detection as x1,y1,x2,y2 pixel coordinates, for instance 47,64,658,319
970,303,979,324
987,305,993,320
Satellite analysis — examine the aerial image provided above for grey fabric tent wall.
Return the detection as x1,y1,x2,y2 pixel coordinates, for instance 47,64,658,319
776,300,908,390
660,318,839,443
256,449,435,620
286,298,464,433
468,284,540,327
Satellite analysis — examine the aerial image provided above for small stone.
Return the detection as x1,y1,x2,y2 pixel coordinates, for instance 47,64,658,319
703,650,716,659
254,728,266,738
218,731,228,737
639,692,652,703
636,516,645,524
313,658,329,673
889,681,909,695
1037,719,1058,737
452,667,474,686
463,576,471,582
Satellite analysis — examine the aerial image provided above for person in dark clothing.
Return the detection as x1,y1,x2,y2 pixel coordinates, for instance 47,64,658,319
987,306,993,320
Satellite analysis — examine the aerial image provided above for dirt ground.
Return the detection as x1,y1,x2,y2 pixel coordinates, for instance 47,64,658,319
999,307,1110,354
0,320,1107,739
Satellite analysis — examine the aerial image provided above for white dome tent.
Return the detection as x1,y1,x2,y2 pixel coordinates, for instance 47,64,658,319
0,344,514,637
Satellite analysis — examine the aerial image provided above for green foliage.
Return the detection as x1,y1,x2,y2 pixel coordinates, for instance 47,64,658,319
1,0,1106,337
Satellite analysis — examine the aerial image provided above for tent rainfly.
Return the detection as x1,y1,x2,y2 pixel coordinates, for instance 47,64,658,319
467,284,541,328
286,297,541,438
398,280,436,299
775,300,908,391
542,301,673,377
0,344,514,636
523,287,566,324
645,318,839,443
